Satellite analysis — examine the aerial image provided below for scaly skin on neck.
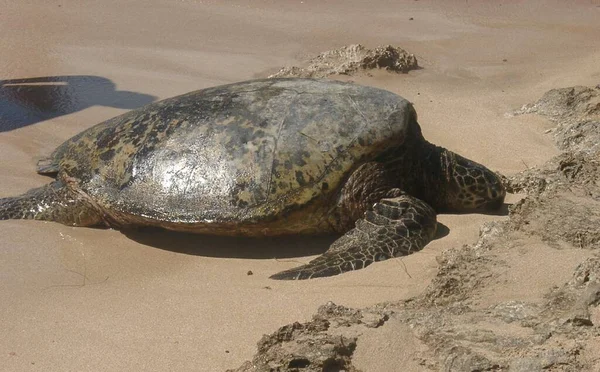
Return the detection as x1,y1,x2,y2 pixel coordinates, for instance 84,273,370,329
332,162,403,232
414,141,454,210
332,117,505,231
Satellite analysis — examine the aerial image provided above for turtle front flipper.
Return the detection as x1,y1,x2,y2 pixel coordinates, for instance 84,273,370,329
0,181,104,226
270,195,437,280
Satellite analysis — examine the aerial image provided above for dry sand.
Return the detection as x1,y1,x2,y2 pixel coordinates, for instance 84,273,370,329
1,1,599,371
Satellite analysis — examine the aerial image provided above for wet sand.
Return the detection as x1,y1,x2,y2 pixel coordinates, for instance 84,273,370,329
1,1,600,370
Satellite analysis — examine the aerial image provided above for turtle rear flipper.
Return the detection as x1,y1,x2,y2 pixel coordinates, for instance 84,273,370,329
0,181,104,226
37,138,76,176
270,195,437,280
36,157,60,176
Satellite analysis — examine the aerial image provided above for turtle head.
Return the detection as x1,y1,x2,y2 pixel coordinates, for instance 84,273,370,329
439,150,505,212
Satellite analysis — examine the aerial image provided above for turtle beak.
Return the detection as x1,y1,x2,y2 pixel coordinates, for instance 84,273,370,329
482,191,505,210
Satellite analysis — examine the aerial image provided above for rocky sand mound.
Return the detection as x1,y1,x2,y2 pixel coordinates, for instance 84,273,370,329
230,86,600,372
269,44,418,79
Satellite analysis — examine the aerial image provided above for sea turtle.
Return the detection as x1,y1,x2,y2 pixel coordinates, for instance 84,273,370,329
0,78,505,279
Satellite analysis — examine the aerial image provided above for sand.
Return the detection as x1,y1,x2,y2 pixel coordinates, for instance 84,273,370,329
1,0,599,371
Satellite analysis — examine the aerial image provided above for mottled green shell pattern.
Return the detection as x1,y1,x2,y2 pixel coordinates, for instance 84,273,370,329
45,79,414,230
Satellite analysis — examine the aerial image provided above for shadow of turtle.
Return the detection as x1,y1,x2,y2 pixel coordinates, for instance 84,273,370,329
434,221,450,240
0,75,157,132
123,228,337,260
122,220,450,260
443,202,511,217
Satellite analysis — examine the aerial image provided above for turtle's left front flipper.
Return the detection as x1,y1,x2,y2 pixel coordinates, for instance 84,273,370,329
270,195,437,280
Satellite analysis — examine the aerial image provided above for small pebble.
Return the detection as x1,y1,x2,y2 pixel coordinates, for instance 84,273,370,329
502,59,508,62
409,17,414,20
247,270,253,276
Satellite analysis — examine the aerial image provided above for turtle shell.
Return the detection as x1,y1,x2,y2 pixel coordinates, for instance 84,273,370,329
48,78,414,232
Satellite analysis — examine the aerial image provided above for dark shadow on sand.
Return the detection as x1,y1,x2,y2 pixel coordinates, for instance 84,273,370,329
433,221,450,240
123,228,337,260
443,202,511,217
0,75,157,132
123,220,451,260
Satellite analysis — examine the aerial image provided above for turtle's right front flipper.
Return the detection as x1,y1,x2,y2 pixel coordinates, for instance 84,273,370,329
0,181,104,226
270,195,437,280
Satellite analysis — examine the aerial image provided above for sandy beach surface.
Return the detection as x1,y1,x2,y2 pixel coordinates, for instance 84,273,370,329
1,1,600,371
